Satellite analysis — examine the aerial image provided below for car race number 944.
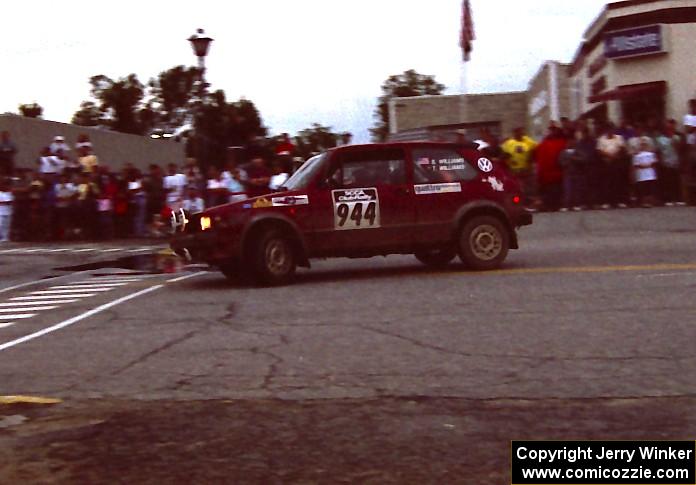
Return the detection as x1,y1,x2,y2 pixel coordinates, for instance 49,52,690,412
332,188,380,230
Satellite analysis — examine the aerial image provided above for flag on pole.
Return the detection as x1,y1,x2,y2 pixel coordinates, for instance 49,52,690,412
460,0,475,62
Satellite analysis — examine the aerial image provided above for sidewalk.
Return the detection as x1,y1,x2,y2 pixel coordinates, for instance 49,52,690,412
0,238,168,251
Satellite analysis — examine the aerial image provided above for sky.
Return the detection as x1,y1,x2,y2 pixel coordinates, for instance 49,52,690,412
1,0,610,143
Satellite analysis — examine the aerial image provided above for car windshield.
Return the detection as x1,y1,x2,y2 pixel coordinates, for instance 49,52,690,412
283,153,327,190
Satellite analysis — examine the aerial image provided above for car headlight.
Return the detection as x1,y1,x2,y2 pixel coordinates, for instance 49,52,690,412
200,216,212,231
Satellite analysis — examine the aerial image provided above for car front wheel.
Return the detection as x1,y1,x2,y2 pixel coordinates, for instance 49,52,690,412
249,229,296,286
458,216,509,270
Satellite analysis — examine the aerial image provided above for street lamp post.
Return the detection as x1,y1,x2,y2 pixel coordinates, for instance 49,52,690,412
188,28,213,87
187,28,213,164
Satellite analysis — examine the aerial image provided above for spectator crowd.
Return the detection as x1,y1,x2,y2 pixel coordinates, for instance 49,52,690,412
484,105,696,212
2,110,696,244
0,132,298,243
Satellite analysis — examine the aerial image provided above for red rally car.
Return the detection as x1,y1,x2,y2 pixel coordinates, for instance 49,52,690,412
170,142,533,285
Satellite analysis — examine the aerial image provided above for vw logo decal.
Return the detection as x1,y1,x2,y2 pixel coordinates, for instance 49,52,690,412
478,157,493,173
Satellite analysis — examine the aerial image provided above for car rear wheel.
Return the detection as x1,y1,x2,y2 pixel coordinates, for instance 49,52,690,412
249,229,296,286
458,216,509,270
414,248,456,268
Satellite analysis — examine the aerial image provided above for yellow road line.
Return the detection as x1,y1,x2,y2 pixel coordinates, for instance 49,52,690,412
0,395,62,405
442,263,696,277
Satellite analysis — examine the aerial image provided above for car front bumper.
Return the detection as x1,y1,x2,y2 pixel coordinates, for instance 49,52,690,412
170,230,240,265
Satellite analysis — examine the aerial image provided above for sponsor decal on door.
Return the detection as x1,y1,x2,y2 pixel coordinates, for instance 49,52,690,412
414,183,462,195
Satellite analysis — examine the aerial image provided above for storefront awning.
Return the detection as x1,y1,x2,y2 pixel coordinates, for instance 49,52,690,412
588,81,666,104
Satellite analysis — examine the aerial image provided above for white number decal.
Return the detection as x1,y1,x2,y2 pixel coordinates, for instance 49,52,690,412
332,188,380,230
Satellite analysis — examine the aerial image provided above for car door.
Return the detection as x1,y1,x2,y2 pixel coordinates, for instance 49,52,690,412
410,145,481,245
308,146,416,254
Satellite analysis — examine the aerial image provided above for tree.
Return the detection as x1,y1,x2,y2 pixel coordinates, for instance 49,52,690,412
18,103,43,118
88,74,148,135
147,65,199,131
293,123,351,160
189,90,268,168
71,101,102,127
370,69,445,142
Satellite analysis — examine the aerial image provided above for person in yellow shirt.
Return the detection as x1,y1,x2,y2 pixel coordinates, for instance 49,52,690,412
78,146,100,174
501,127,538,205
502,127,537,173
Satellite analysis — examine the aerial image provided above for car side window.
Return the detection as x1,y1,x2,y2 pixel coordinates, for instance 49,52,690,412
330,148,407,188
412,148,478,183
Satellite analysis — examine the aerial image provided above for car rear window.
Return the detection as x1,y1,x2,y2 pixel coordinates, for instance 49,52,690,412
412,147,478,183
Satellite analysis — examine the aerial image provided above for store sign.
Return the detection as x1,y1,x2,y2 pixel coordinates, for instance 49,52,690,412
604,24,664,59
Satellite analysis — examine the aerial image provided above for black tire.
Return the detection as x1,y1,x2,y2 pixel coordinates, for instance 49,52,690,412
248,229,296,286
457,216,510,270
414,248,456,268
219,259,243,282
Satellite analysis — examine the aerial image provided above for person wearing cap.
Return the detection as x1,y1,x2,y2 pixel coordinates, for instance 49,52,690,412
50,136,72,157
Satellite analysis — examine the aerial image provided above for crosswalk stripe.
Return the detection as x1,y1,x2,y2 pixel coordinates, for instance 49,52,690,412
0,323,14,329
75,279,142,284
0,314,36,320
29,290,103,295
0,306,57,312
50,283,127,289
11,296,85,301
34,288,112,294
0,300,77,306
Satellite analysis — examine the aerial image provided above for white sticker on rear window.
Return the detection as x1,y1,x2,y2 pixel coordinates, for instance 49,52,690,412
332,188,380,230
485,176,504,192
414,183,462,195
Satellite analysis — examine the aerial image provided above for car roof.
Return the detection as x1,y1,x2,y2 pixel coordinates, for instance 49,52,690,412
328,141,480,152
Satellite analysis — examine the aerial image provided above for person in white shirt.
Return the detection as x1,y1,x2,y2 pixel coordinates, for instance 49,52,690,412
38,147,63,177
163,163,187,210
206,166,229,208
269,158,290,192
596,124,628,208
632,141,658,207
49,135,72,157
182,187,205,213
683,100,696,131
0,178,14,242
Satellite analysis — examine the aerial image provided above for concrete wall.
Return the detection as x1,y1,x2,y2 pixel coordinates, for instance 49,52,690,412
390,91,527,141
0,115,186,172
390,95,463,133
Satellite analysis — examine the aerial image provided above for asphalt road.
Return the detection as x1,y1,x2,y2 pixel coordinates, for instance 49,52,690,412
1,207,695,483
